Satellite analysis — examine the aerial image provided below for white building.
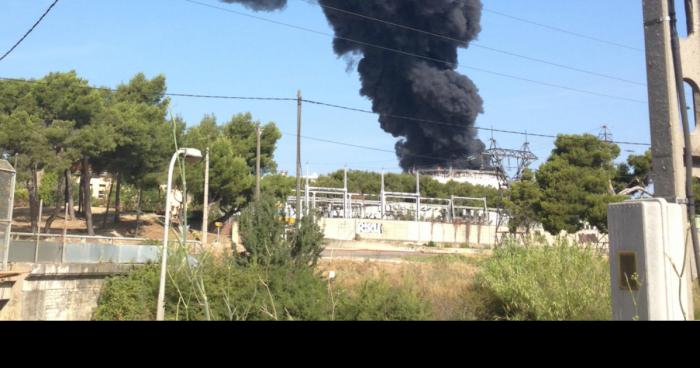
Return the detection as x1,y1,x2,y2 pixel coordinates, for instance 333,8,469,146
90,176,111,199
423,168,505,189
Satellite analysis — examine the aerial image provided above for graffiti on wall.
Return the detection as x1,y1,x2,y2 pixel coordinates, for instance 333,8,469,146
357,222,382,234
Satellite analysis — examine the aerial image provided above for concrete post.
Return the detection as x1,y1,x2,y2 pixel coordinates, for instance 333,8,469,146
202,148,209,247
305,165,310,215
34,200,43,263
629,0,699,318
415,170,420,222
643,0,688,201
343,167,348,219
380,171,385,220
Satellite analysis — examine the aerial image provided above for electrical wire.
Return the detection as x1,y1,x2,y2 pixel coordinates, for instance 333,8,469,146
0,75,651,147
183,0,647,104
0,76,296,102
0,0,60,62
297,0,645,86
482,7,644,52
302,98,651,147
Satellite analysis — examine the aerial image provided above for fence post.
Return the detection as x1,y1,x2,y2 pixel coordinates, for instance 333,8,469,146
33,200,43,263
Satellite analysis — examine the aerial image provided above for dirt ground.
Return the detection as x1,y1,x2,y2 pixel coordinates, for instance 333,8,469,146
11,206,224,246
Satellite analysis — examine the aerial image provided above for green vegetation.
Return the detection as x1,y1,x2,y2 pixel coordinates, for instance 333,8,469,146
0,72,284,235
534,134,625,234
477,238,611,320
184,113,282,227
238,197,324,268
335,278,431,321
96,236,617,321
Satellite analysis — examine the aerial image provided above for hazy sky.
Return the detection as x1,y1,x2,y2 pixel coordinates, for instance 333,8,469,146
0,1,668,175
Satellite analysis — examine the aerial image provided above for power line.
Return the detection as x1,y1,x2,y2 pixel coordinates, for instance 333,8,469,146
183,0,647,104
0,75,650,146
301,98,651,147
0,76,296,101
0,75,651,146
297,0,645,86
0,0,60,63
482,7,644,52
281,131,457,163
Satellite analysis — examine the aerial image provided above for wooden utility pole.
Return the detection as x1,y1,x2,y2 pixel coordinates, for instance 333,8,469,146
255,124,262,201
202,147,209,247
296,90,302,224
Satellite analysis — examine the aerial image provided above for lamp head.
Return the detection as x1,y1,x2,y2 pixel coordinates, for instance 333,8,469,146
180,148,203,163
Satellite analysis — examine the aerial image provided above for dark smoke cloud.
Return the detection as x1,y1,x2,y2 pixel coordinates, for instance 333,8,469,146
219,0,287,12
219,0,485,171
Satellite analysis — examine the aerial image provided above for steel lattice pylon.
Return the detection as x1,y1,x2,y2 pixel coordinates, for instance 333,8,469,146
483,133,538,185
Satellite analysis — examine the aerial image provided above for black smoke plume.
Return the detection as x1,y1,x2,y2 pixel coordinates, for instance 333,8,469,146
220,0,287,11
220,0,485,171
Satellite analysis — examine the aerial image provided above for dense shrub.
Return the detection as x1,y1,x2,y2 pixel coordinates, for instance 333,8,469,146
93,264,160,320
477,239,611,320
93,254,333,321
94,252,438,321
238,197,324,267
335,278,431,321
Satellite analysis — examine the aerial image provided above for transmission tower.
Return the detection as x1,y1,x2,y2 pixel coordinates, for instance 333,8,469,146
483,130,538,184
598,125,613,143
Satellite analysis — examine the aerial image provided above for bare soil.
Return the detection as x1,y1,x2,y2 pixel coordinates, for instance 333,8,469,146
11,206,223,246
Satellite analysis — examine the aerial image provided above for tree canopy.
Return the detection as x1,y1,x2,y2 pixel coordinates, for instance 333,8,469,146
534,134,625,234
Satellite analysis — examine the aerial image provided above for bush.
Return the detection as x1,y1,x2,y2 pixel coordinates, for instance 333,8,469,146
14,185,29,206
38,171,60,207
238,197,324,267
93,264,160,321
477,239,611,320
335,278,431,321
94,249,332,321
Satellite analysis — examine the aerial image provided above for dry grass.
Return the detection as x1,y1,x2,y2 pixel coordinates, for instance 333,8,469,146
317,255,493,320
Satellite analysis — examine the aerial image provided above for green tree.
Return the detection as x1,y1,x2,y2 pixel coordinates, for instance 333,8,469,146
0,111,51,232
100,73,172,227
536,134,625,234
504,169,542,234
260,174,296,202
614,149,652,193
185,113,281,227
30,71,117,235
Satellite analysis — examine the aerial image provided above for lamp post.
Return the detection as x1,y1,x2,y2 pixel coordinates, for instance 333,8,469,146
156,148,203,321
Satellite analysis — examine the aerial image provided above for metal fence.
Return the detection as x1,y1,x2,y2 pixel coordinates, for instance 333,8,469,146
6,232,201,265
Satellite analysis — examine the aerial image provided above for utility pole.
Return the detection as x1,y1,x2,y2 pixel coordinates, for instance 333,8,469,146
296,90,302,224
606,0,700,320
255,124,262,201
202,147,209,247
643,0,700,278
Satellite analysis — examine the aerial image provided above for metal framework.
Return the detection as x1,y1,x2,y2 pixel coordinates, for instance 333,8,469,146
483,134,538,184
288,168,493,224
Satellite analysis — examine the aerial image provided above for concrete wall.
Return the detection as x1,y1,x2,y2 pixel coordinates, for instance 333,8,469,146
0,263,133,321
319,218,501,248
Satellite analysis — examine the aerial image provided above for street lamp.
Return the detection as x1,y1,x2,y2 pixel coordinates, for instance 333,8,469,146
156,148,203,321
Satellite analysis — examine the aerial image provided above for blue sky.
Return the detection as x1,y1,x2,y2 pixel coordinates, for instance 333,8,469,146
0,0,663,175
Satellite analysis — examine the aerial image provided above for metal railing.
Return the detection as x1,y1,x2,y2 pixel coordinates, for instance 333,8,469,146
7,232,201,265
